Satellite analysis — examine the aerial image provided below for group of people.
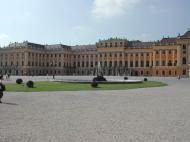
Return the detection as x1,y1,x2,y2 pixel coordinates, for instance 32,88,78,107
0,75,6,103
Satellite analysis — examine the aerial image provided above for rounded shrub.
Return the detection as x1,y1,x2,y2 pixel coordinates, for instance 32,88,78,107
124,77,128,80
144,78,148,81
0,83,6,91
26,81,34,88
91,81,98,88
93,75,107,82
16,78,23,84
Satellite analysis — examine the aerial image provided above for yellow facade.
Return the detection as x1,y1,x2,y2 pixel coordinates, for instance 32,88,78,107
0,31,190,77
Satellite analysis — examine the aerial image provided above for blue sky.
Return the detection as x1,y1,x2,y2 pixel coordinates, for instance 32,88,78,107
0,0,190,46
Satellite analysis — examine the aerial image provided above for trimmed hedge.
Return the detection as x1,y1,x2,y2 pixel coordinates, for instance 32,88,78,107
93,75,107,82
16,78,23,84
0,83,6,91
144,78,148,81
91,81,98,88
124,77,128,80
26,81,34,88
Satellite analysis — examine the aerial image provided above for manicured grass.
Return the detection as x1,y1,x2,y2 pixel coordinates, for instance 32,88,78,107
5,81,167,92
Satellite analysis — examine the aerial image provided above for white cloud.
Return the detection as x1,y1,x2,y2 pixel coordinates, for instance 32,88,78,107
133,33,151,41
92,0,141,18
72,26,86,31
138,33,149,41
71,25,94,33
0,33,9,47
0,33,9,39
149,4,168,14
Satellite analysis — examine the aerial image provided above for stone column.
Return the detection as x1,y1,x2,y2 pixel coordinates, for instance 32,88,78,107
102,53,105,67
122,52,125,67
138,53,141,67
153,51,156,67
149,53,152,67
80,54,82,69
133,53,135,67
89,54,91,69
37,53,39,67
13,53,16,66
172,50,175,66
128,53,130,67
117,52,120,66
188,44,190,65
143,53,146,67
98,53,100,65
24,52,28,66
177,46,181,66
112,53,114,75
93,54,96,68
166,50,169,66
159,50,162,66
117,52,120,75
107,53,109,75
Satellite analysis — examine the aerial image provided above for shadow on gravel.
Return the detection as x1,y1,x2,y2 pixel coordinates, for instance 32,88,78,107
1,102,18,105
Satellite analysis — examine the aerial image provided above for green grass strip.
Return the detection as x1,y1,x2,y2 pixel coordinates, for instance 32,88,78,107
5,81,167,92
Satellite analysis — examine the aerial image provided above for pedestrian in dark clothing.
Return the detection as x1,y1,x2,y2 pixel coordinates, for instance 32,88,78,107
0,75,3,80
0,83,6,103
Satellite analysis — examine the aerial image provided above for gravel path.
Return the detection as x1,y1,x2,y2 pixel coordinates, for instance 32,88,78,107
0,77,190,142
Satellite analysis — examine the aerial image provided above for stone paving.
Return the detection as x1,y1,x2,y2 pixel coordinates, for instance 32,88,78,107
0,76,190,142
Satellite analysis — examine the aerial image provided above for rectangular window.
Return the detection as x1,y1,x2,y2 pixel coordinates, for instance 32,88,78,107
141,61,144,67
135,61,138,67
156,61,159,66
130,61,133,67
146,61,149,67
162,61,165,66
125,61,128,67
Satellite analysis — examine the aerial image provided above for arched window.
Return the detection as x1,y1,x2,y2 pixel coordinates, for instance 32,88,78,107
183,70,186,75
141,71,143,75
162,71,165,76
156,70,159,75
168,60,172,66
169,70,171,75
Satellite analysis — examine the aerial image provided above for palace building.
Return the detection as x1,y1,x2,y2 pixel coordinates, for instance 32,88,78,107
0,30,190,77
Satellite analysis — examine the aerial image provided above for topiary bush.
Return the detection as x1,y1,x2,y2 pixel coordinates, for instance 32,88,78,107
16,78,23,84
144,78,148,81
93,75,107,82
0,83,6,91
91,81,98,88
124,77,128,80
26,81,34,88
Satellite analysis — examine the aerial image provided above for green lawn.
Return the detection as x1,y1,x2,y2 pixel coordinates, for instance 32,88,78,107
5,81,167,92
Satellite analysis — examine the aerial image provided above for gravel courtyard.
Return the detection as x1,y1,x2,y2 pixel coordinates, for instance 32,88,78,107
0,77,190,142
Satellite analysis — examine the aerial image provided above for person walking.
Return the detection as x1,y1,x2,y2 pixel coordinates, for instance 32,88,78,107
0,75,3,81
0,83,6,103
177,74,181,80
